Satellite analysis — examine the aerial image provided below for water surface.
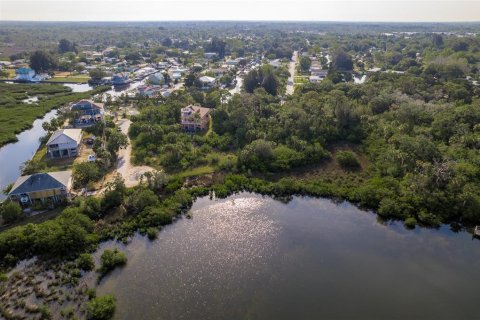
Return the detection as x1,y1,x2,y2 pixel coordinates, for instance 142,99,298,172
0,109,57,200
97,193,480,320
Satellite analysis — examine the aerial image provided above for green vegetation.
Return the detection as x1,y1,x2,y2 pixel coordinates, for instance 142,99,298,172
0,83,109,146
0,208,98,267
243,65,287,95
76,253,95,271
336,151,360,170
0,202,24,224
97,249,127,279
87,295,116,320
1,22,480,318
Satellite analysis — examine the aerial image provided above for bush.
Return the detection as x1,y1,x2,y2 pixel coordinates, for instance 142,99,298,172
404,217,417,229
0,201,24,224
87,295,116,320
336,151,360,170
76,253,95,271
98,249,127,278
146,227,158,240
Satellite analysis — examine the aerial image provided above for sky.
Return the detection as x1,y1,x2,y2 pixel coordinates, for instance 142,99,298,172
1,0,480,22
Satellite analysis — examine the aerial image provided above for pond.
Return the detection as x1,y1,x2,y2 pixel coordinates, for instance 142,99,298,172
96,192,480,320
0,109,57,201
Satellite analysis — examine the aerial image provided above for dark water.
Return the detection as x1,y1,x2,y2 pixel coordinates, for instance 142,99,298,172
0,109,57,200
96,193,480,320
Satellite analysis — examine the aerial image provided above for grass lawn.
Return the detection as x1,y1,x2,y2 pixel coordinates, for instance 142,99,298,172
178,166,216,178
30,140,93,173
294,76,309,84
0,69,16,79
46,76,90,83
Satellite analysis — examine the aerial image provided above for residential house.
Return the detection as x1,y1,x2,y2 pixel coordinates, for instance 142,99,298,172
181,105,211,131
226,59,239,66
210,68,228,77
204,52,218,60
46,128,82,158
269,59,281,69
309,75,323,83
148,72,165,85
8,171,73,206
137,85,161,97
70,100,105,126
112,72,131,85
15,68,37,82
198,76,216,90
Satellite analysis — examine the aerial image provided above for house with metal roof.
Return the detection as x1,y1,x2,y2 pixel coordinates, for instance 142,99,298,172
46,129,82,159
70,100,105,127
181,104,211,131
198,76,217,90
8,171,73,206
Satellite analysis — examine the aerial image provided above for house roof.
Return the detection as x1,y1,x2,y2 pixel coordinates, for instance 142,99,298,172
71,100,104,111
16,67,35,74
199,76,216,83
181,105,211,119
9,171,72,195
47,129,82,145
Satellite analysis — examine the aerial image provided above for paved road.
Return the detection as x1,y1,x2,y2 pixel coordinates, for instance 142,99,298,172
286,50,298,95
229,76,243,95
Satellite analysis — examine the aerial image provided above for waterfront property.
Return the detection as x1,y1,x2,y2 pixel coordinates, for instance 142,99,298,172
181,104,211,131
46,128,82,159
70,100,105,126
8,170,73,205
14,67,37,82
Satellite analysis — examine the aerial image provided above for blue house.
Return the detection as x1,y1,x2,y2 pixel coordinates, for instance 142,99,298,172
112,72,131,86
70,100,105,127
15,68,37,82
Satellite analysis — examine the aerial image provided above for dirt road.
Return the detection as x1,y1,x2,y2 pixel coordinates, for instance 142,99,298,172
116,119,153,187
286,50,298,95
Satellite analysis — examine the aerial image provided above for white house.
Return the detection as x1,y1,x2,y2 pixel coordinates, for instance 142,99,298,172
137,85,161,97
46,129,82,159
204,52,218,59
198,76,216,89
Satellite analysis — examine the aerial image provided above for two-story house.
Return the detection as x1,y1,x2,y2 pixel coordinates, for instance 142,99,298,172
70,100,105,126
46,129,82,159
181,105,211,132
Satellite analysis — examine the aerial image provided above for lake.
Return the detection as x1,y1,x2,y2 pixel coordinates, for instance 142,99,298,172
96,192,480,320
0,109,57,200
